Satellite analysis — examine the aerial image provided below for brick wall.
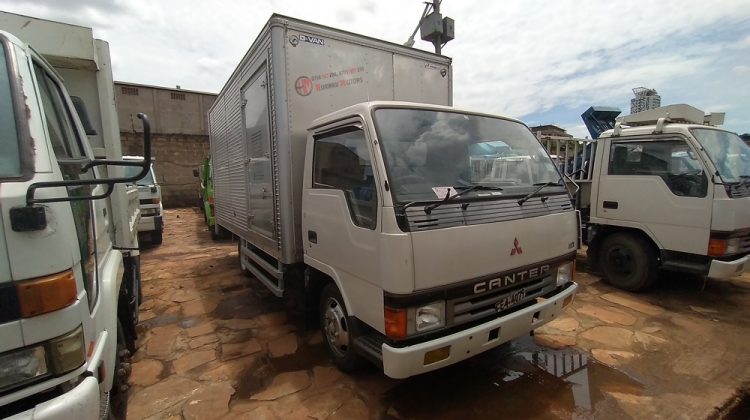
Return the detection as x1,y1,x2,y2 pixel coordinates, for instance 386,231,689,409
121,132,209,208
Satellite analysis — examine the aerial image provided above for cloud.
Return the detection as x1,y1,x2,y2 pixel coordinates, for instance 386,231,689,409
1,0,749,135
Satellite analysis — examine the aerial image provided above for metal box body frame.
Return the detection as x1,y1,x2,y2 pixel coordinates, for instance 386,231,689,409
209,14,453,264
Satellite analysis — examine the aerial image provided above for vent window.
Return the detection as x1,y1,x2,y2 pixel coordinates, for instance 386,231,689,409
171,92,186,101
121,86,139,95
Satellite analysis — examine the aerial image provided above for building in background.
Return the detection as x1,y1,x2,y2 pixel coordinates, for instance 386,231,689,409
115,82,217,207
630,87,661,114
530,124,573,139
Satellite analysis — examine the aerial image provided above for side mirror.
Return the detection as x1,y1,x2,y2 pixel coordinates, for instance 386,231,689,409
193,169,199,177
10,113,152,232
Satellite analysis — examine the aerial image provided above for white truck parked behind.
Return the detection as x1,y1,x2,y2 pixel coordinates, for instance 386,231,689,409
210,15,578,379
124,156,164,245
545,104,750,291
0,12,149,418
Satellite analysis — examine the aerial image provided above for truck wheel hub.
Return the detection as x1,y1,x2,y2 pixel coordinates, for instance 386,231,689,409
323,297,349,356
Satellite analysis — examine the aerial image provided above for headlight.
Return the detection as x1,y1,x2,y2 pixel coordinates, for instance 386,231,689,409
0,346,49,392
556,261,575,286
0,326,85,393
410,301,445,333
49,326,85,375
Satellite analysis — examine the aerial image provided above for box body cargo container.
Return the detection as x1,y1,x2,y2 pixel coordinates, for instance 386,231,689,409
209,14,452,268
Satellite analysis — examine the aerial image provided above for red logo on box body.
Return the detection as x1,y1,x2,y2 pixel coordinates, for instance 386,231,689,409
510,238,523,256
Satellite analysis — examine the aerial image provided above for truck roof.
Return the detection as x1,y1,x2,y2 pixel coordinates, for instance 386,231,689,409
309,101,525,130
599,123,734,139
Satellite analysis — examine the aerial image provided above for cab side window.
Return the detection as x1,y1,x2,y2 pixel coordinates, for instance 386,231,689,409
609,139,708,197
33,63,98,309
313,126,378,229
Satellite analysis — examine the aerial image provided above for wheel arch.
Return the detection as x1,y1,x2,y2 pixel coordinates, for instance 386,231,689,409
588,225,663,268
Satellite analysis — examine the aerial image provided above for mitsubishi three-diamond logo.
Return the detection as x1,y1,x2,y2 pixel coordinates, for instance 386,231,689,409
510,238,523,256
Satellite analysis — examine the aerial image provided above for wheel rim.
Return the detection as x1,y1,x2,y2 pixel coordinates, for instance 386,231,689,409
605,245,635,277
323,296,349,358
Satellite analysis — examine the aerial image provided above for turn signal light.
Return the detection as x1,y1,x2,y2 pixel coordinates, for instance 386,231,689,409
384,306,407,340
708,238,727,257
16,270,77,317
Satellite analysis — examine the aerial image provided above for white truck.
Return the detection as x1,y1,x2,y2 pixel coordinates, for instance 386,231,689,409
0,12,149,418
124,156,164,245
546,104,750,291
210,14,578,379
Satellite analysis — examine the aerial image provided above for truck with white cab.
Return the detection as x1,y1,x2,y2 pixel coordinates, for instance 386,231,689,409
0,12,149,419
556,104,750,290
210,14,578,379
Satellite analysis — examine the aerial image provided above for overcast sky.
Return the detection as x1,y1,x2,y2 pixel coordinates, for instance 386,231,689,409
1,0,749,136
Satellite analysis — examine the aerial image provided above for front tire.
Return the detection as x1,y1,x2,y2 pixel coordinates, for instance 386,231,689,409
152,229,163,245
109,318,132,419
319,283,363,373
599,233,658,291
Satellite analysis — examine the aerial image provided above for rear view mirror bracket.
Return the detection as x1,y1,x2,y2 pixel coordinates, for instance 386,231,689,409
10,113,152,232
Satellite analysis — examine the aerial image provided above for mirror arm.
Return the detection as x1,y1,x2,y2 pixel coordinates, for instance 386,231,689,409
25,113,152,206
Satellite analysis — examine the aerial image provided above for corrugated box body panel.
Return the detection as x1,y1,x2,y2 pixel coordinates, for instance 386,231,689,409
210,14,452,265
210,33,273,247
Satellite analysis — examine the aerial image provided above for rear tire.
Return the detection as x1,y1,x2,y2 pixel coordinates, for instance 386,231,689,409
319,283,364,373
599,233,658,291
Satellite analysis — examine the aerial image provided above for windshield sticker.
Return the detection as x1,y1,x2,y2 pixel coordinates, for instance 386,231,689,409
432,187,457,198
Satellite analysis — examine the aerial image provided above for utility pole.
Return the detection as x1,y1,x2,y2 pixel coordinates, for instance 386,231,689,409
432,0,442,55
404,0,454,55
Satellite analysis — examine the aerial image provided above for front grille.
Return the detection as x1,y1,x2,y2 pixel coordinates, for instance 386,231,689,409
447,275,557,327
139,199,153,205
404,194,573,231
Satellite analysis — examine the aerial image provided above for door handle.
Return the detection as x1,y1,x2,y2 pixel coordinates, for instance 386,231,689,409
308,230,317,244
603,201,618,209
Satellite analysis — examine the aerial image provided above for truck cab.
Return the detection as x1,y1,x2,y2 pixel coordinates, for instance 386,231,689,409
0,18,149,419
124,156,164,245
583,104,750,290
301,102,578,378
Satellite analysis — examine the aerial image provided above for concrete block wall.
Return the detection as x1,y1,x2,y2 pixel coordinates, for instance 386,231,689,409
121,132,209,208
115,81,217,208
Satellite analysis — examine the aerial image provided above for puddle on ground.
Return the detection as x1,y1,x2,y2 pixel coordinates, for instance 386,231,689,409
234,358,275,400
140,312,180,329
178,317,202,328
270,342,330,373
380,336,643,420
211,290,274,320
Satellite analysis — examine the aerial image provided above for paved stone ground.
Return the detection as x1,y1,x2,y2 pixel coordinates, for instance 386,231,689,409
126,208,750,419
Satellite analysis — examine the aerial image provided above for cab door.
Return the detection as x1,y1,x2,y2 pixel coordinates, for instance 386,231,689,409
303,121,382,318
596,136,712,254
34,62,101,310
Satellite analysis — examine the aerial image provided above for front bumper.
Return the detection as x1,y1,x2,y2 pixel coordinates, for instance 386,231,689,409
7,376,100,420
708,255,750,279
381,282,577,379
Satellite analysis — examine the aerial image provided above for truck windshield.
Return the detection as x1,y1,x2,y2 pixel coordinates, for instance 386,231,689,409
373,108,561,202
691,128,750,183
124,164,155,186
0,42,21,178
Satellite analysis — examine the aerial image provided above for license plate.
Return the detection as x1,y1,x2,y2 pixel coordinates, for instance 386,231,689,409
495,289,526,312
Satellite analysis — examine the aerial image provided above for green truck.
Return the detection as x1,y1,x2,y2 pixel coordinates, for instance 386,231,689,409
196,155,220,238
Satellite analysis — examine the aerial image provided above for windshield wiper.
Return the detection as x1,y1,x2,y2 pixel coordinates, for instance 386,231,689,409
517,181,563,206
424,185,503,214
